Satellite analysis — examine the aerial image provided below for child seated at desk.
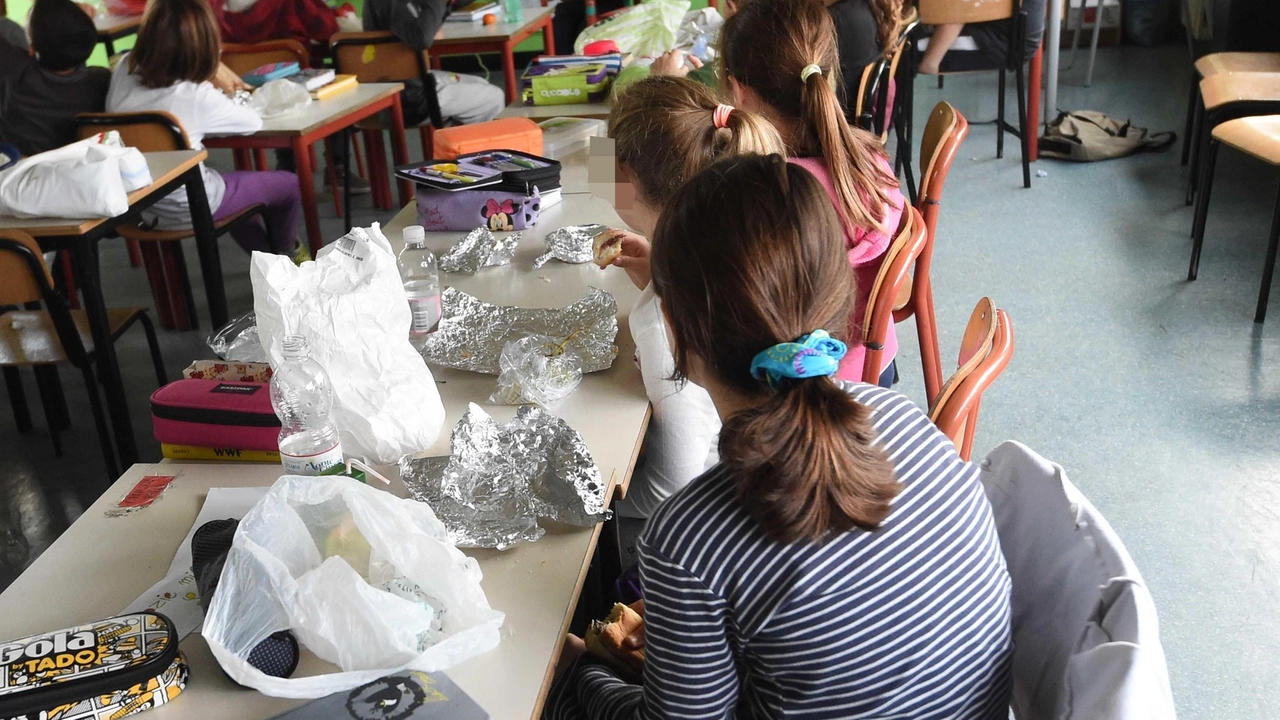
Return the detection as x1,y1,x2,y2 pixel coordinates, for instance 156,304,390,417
0,0,111,157
917,0,1047,75
603,76,785,520
106,0,306,261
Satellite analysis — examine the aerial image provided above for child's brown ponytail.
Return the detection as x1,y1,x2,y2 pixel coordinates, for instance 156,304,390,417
651,154,900,544
608,76,786,208
722,0,899,238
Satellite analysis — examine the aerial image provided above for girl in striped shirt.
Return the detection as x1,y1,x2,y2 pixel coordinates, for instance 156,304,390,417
544,154,1012,719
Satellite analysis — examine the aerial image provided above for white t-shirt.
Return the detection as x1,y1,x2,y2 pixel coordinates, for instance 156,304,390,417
615,284,721,519
105,55,262,228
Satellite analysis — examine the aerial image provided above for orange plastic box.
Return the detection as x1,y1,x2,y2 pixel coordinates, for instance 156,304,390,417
432,118,543,160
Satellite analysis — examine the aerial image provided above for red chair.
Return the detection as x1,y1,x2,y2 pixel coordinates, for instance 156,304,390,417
929,297,1014,461
862,205,928,384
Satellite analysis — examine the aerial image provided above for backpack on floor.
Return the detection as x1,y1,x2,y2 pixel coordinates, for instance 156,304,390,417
1039,111,1176,162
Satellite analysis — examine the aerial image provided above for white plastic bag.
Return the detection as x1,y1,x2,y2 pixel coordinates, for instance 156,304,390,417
573,0,691,58
250,78,312,119
203,475,504,698
0,131,152,219
251,224,446,463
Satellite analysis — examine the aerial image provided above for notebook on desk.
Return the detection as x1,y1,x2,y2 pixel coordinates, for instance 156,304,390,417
268,671,487,719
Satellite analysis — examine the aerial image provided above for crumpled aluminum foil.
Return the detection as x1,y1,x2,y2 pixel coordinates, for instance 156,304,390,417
439,227,521,274
231,89,253,106
533,224,609,269
400,403,610,549
422,287,618,374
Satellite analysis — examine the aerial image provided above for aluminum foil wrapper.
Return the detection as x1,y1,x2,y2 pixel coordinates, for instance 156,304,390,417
231,89,253,106
532,224,609,269
400,403,610,549
422,287,618,374
439,227,521,274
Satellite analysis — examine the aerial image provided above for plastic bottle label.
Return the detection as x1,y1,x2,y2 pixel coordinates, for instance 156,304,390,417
281,443,345,475
408,295,441,336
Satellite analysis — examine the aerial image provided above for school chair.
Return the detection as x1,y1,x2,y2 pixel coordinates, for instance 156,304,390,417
861,205,928,385
917,0,1033,189
74,111,274,331
979,441,1176,719
928,297,1013,461
853,9,921,204
1183,69,1280,207
331,31,445,212
1062,0,1115,88
0,230,167,482
1187,115,1280,324
220,39,366,218
904,101,970,404
1180,52,1280,168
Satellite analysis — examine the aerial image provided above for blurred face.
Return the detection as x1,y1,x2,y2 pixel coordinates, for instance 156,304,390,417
613,162,660,237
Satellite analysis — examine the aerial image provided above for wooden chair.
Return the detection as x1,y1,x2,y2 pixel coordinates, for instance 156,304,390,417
900,101,969,404
918,0,1032,189
1188,115,1280,323
331,31,445,211
861,205,928,384
75,112,272,331
1184,71,1280,206
220,39,363,217
853,9,920,204
929,298,1013,461
0,230,167,481
1181,52,1280,167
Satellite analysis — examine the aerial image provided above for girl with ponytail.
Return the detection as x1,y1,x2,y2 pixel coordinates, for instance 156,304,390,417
721,0,906,387
543,154,1012,720
602,76,786,519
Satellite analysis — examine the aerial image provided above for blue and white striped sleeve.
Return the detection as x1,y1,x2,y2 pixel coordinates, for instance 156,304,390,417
542,542,740,720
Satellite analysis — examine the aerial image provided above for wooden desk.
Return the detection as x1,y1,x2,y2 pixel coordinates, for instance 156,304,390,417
94,13,142,56
0,150,226,472
432,5,556,104
498,99,613,121
204,83,411,254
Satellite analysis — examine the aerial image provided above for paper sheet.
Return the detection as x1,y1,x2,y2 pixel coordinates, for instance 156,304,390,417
122,486,270,639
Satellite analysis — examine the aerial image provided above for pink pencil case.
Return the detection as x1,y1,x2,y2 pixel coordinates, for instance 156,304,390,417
150,379,281,452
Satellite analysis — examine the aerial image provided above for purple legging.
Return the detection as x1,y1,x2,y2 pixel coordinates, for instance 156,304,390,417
214,170,301,255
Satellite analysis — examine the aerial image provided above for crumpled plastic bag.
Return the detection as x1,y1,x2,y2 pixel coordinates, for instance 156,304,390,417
251,224,446,463
0,131,151,219
208,311,268,362
573,0,691,58
250,78,312,119
674,7,724,61
489,335,584,409
439,227,521,274
202,475,504,699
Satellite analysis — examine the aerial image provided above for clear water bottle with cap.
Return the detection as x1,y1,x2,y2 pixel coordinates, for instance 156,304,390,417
271,335,344,475
398,225,441,348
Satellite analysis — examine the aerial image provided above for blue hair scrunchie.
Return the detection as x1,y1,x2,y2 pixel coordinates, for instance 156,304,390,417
749,330,848,389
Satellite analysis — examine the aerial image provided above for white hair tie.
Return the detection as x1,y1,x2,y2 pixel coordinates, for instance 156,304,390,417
800,64,823,82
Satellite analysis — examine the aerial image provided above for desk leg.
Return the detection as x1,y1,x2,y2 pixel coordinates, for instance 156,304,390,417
541,19,555,64
342,129,353,235
502,40,518,105
74,238,138,469
294,136,324,254
389,96,412,206
185,169,228,329
1027,43,1043,162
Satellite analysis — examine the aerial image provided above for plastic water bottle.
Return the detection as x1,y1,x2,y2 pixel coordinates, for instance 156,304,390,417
271,335,344,475
504,0,523,23
398,225,441,347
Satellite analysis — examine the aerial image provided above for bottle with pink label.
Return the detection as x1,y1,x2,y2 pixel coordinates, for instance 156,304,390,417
397,225,441,349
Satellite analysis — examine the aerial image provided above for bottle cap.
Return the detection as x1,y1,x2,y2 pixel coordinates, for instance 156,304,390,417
282,334,309,359
403,225,426,246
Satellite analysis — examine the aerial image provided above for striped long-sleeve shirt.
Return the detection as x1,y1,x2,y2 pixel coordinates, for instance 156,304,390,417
545,383,1013,719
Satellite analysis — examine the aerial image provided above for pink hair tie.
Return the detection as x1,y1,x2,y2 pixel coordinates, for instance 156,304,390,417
713,104,735,130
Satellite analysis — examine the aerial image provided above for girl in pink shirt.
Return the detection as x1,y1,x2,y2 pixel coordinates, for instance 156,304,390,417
721,0,906,385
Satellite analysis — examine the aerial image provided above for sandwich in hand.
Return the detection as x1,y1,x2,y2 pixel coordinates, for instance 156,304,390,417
592,229,626,268
584,601,644,676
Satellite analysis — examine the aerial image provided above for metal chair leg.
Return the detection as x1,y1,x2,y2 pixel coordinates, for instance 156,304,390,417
1186,99,1206,206
32,365,65,457
1182,79,1198,166
137,311,168,387
1254,182,1280,324
1085,0,1104,86
997,67,1007,159
80,365,119,482
1015,60,1031,188
1188,139,1221,281
3,367,31,433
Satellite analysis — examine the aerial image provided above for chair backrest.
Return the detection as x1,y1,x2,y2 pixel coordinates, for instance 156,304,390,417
330,31,427,84
221,39,310,76
74,112,191,153
853,10,920,142
861,205,928,382
873,12,920,144
853,59,886,133
918,0,1013,25
929,298,1013,460
0,230,55,309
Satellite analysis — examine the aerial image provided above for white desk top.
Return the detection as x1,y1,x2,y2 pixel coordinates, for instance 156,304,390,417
0,150,205,237
206,83,403,139
434,4,553,43
499,99,613,121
